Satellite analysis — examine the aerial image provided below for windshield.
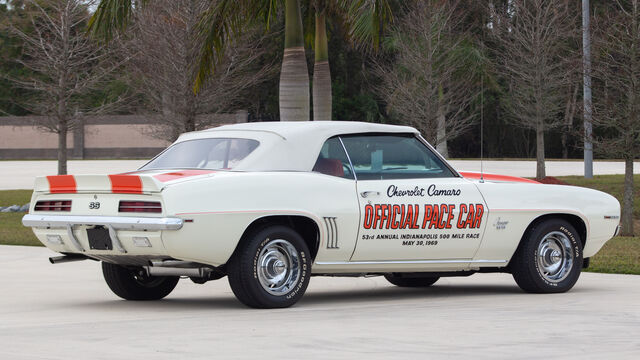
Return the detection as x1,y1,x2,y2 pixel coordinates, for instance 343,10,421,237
141,138,259,170
340,134,454,179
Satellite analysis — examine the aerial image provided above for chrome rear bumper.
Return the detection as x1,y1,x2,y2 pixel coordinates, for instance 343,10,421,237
22,214,183,254
22,214,183,231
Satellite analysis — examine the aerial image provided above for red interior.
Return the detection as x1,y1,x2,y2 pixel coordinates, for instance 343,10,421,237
313,159,344,177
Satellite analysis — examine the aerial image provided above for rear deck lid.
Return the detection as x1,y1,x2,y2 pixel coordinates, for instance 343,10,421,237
33,170,216,194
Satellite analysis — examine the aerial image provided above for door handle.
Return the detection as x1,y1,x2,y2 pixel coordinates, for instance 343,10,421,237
360,191,380,198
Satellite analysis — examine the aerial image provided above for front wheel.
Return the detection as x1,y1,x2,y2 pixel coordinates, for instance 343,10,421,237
511,219,583,293
227,225,311,308
102,262,179,300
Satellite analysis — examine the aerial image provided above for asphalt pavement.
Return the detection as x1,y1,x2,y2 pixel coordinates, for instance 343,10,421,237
0,245,638,359
1,159,639,190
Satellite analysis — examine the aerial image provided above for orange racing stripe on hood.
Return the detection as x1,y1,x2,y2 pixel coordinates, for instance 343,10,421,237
459,171,539,184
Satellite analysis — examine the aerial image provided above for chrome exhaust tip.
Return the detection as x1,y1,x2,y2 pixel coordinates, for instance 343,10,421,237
49,254,90,264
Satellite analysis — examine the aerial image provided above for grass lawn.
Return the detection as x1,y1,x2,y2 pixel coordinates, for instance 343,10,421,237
0,190,40,246
0,176,638,274
0,189,32,207
585,237,640,275
0,212,41,246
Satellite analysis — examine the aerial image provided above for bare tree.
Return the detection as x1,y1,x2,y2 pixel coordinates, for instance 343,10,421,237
126,0,276,141
592,0,640,236
374,0,482,157
490,0,576,180
561,81,579,159
5,0,124,175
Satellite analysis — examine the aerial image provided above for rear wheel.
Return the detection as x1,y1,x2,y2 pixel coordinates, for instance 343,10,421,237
102,262,179,300
227,225,311,308
385,274,440,287
511,219,582,293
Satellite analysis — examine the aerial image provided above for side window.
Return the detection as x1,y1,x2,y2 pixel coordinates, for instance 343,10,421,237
312,137,355,179
340,134,454,180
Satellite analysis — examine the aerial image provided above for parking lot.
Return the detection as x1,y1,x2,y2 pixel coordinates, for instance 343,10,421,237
1,245,638,359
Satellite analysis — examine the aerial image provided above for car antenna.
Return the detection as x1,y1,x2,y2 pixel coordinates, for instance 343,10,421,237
480,75,484,183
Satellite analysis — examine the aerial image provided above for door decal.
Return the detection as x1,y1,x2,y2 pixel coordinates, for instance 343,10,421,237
363,203,484,231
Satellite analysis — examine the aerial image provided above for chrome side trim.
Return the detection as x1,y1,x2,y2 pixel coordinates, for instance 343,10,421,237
22,214,183,231
315,259,508,266
323,217,339,249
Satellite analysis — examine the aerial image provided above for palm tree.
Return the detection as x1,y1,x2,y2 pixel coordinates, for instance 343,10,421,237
88,0,392,121
313,0,392,120
196,0,392,121
312,6,331,120
310,0,393,120
280,0,310,121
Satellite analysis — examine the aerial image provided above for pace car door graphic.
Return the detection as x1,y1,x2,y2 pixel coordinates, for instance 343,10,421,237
351,177,488,261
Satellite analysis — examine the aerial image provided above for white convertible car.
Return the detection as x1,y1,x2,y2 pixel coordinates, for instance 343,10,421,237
23,122,620,308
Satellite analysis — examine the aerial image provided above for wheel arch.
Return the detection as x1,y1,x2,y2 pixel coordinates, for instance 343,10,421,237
515,213,588,256
233,215,321,263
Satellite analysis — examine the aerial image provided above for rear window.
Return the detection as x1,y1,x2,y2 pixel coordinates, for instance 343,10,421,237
141,138,259,170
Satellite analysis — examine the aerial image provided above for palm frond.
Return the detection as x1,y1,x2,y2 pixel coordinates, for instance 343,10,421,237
194,0,280,92
87,0,139,42
342,0,393,50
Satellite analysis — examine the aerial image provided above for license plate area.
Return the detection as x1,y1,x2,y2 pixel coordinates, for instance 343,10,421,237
87,226,112,250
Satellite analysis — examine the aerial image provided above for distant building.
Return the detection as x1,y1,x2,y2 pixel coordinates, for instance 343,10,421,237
0,112,247,160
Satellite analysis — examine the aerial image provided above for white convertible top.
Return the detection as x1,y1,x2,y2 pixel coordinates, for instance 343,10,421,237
175,121,421,172
205,121,417,139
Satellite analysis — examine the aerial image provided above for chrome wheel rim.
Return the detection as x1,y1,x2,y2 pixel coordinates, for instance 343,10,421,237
257,239,301,296
536,231,574,283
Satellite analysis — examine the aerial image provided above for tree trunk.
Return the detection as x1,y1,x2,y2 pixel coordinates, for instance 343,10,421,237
57,70,68,175
185,110,196,133
279,0,309,121
621,156,635,236
536,120,546,180
184,91,197,133
436,105,448,158
313,12,332,121
562,85,579,159
58,119,68,175
435,85,448,158
582,0,594,178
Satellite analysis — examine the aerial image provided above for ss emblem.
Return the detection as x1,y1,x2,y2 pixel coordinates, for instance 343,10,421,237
89,202,101,209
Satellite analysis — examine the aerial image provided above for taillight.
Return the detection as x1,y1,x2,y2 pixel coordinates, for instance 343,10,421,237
119,201,162,213
34,200,72,212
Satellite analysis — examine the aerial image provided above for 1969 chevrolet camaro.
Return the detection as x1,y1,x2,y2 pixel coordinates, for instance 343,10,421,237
23,121,620,308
